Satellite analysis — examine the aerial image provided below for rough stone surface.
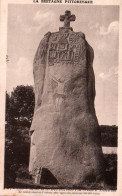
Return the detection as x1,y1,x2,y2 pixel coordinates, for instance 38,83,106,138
29,25,104,186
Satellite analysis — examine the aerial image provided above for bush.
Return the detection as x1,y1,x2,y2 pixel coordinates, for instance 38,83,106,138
100,125,118,147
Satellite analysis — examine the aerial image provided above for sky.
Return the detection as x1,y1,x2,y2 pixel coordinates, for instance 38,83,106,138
7,4,119,125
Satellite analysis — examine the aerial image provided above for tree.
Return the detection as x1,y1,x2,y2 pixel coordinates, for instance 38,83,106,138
5,85,35,187
6,85,35,127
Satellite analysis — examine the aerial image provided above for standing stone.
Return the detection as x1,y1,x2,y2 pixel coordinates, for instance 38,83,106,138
29,10,104,187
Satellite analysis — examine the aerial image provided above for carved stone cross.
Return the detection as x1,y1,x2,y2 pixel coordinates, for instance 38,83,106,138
60,10,76,28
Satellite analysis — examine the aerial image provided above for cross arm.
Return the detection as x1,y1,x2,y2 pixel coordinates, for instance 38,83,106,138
60,15,65,21
69,15,76,21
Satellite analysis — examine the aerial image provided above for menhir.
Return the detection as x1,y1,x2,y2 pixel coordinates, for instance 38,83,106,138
29,10,104,187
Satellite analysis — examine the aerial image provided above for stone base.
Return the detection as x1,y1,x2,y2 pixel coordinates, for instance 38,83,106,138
33,168,58,185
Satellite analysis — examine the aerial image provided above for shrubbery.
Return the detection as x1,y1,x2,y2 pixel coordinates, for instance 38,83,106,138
5,85,34,188
100,125,118,147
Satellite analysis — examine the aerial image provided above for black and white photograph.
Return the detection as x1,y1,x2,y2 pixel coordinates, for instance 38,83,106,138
0,0,122,195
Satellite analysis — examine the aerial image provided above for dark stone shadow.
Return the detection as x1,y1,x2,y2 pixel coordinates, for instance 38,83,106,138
40,168,58,185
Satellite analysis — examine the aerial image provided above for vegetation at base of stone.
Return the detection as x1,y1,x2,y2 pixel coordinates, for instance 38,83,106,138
100,125,118,147
4,85,117,188
5,85,34,188
104,154,117,188
7,154,117,190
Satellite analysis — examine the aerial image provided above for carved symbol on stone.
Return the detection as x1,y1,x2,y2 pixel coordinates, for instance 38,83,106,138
48,58,54,66
48,32,85,66
58,34,69,50
60,33,69,40
50,75,66,112
69,34,75,42
69,33,82,43
60,10,76,28
50,43,57,50
51,33,58,41
50,75,65,95
74,56,79,62
58,44,67,50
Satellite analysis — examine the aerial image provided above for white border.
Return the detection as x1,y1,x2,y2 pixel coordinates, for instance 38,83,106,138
0,0,122,195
